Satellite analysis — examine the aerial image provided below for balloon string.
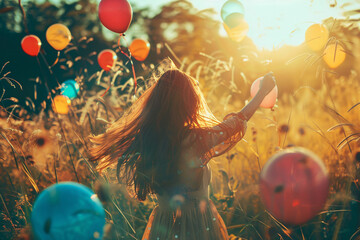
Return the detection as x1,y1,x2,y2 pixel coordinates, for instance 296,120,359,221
35,56,51,98
51,51,60,67
118,34,137,94
100,76,111,97
18,0,29,34
38,50,62,89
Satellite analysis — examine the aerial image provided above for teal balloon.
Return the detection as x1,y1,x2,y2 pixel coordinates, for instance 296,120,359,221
31,182,106,240
221,0,245,22
61,80,79,99
224,12,244,28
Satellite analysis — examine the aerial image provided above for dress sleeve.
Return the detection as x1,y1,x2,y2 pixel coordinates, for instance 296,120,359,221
197,112,247,166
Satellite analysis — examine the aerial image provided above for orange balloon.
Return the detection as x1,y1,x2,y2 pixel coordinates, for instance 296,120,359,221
305,24,329,51
250,77,278,109
129,39,150,61
52,95,71,114
223,20,248,42
323,43,346,68
21,35,41,56
98,49,117,71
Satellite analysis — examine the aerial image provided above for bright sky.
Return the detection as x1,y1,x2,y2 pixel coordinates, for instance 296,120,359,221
127,0,360,50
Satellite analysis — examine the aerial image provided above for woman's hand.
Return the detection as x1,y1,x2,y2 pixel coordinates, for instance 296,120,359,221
259,72,276,96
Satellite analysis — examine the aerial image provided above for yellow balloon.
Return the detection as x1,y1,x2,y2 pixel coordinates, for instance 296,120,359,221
46,23,72,51
305,24,329,51
223,21,248,42
323,43,346,69
52,95,71,114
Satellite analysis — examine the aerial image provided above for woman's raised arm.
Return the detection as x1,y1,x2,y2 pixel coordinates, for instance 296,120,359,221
198,73,277,164
239,72,277,121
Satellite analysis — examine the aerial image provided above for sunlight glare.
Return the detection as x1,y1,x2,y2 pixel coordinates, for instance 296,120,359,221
215,0,342,50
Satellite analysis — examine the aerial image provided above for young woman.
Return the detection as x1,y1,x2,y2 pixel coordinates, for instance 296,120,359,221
90,65,276,240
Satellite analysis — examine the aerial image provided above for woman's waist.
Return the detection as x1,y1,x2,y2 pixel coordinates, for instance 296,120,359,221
156,191,209,210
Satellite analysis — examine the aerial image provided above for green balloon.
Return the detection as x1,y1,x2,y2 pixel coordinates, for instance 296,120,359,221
221,0,245,22
224,12,244,29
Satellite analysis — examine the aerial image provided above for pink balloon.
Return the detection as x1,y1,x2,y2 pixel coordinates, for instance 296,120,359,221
260,148,329,225
250,77,278,108
98,0,132,33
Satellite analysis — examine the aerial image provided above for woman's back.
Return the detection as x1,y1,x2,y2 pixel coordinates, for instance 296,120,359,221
141,133,229,240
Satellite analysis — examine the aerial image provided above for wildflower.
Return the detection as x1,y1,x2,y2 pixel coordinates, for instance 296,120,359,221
252,127,257,142
35,137,46,147
278,124,289,133
298,127,305,136
30,129,55,169
31,130,54,150
251,127,257,135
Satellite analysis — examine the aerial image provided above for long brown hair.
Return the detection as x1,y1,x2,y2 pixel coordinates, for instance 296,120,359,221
90,63,240,200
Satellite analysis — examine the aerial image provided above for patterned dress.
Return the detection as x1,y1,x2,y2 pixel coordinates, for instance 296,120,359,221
142,113,247,240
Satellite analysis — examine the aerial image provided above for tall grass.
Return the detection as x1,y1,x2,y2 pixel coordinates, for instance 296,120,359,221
0,41,360,240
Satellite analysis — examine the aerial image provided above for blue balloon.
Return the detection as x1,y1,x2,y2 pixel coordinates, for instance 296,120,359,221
221,0,245,22
61,79,79,99
31,182,106,240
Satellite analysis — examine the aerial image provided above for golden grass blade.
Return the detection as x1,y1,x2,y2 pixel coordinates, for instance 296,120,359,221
20,161,39,193
327,123,354,132
164,42,182,65
337,133,360,149
348,102,360,112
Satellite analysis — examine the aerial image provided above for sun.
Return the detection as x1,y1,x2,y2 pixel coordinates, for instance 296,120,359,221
243,0,341,50
191,0,346,50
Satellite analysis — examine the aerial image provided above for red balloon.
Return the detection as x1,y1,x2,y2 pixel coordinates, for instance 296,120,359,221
21,35,41,56
260,148,329,225
98,49,117,71
98,0,132,33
